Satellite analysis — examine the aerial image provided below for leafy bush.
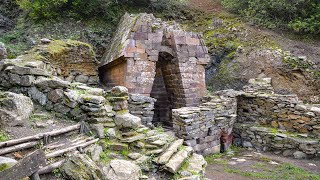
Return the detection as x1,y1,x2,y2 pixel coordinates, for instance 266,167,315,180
221,0,320,34
16,0,189,22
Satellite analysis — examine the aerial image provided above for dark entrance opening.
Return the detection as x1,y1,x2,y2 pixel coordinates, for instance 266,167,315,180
150,52,178,127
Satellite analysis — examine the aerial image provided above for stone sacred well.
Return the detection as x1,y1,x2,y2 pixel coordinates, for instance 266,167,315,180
99,13,210,126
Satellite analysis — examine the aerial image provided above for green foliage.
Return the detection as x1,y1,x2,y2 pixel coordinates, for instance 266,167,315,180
221,0,320,34
16,0,190,22
0,131,9,142
52,168,63,178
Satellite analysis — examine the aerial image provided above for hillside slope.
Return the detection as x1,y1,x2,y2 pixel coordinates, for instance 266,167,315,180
184,0,320,102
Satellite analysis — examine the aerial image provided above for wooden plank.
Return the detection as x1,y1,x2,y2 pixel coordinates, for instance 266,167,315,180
38,159,65,175
46,138,99,158
0,141,38,155
0,124,81,148
0,150,46,180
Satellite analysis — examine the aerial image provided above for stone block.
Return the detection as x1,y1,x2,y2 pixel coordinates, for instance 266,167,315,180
186,37,200,45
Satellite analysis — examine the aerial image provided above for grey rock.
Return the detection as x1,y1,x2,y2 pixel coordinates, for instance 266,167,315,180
8,73,21,85
128,153,142,160
283,150,294,157
62,151,104,180
40,38,51,44
243,141,253,148
0,156,17,171
111,86,128,97
129,94,156,103
293,151,307,159
187,154,207,174
91,145,103,162
75,74,89,83
35,77,70,90
157,139,184,165
165,146,193,173
114,112,141,129
53,103,70,114
106,128,117,139
87,76,98,85
0,92,33,127
48,89,64,103
33,121,48,128
0,42,7,60
5,65,49,76
69,108,83,118
91,123,105,138
109,143,128,151
79,94,106,105
103,160,141,180
20,75,36,86
121,134,145,143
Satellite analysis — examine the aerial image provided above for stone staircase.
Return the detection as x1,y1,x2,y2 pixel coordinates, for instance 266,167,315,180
103,125,207,180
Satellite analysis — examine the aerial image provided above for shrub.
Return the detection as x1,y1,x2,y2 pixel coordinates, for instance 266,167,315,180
16,0,189,22
221,0,320,34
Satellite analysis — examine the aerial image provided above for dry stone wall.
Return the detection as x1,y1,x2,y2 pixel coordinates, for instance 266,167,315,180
0,59,115,130
128,94,156,127
237,78,320,138
234,78,320,158
172,90,238,155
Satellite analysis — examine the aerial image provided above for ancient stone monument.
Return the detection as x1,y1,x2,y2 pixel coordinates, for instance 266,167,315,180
99,13,210,126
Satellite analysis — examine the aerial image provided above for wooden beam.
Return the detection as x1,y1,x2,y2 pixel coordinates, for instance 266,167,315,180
0,141,38,155
38,159,66,175
0,124,81,148
46,138,99,158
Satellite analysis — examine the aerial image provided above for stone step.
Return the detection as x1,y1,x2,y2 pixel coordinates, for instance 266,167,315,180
183,153,207,175
157,139,184,165
164,146,193,173
120,133,145,143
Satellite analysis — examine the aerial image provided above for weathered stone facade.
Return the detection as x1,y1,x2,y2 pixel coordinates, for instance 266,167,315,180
99,13,210,125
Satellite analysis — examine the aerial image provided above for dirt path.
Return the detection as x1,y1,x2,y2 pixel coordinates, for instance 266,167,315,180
205,149,320,180
188,0,222,13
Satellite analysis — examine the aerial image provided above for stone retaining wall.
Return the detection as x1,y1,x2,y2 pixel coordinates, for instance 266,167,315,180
172,90,238,155
234,78,320,158
237,94,320,138
237,78,320,138
0,60,117,131
233,123,320,158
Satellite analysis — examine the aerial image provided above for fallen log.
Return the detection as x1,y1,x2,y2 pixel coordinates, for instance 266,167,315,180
46,138,99,158
38,159,66,175
0,141,38,155
0,150,46,180
0,124,81,148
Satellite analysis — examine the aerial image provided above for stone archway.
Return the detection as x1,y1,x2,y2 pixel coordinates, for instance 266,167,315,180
150,52,181,127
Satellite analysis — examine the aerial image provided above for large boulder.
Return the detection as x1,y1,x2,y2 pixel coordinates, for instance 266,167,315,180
103,160,141,180
0,91,33,127
0,156,17,172
61,151,104,180
114,112,141,129
0,42,7,60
